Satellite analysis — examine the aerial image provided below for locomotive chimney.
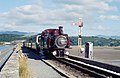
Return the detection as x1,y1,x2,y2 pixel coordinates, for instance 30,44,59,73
59,26,63,35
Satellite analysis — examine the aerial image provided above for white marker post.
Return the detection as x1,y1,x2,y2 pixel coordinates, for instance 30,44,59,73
85,42,93,59
73,18,83,53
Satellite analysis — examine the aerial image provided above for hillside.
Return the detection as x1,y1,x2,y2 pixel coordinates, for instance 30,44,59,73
97,35,120,39
70,36,120,46
0,34,26,42
0,31,28,35
0,34,120,46
0,31,36,36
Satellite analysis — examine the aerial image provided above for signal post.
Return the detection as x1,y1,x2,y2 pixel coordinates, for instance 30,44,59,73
73,18,83,53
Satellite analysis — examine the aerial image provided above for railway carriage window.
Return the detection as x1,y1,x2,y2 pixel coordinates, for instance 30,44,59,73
45,31,49,37
38,37,41,42
38,37,42,48
44,33,48,48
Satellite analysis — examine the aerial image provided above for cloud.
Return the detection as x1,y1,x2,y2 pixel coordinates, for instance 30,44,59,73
90,25,106,31
99,15,120,20
0,4,84,26
97,25,105,30
0,22,18,31
53,0,117,12
0,0,119,35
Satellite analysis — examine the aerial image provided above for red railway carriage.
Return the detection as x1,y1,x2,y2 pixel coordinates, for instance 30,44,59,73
37,26,70,57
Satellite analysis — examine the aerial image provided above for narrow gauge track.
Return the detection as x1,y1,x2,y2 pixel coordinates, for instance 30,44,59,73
24,47,120,78
0,47,14,71
55,55,120,78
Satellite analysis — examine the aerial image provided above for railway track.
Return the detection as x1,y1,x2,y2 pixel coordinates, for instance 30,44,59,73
57,55,120,78
23,47,120,78
24,47,120,78
0,47,14,71
43,55,120,78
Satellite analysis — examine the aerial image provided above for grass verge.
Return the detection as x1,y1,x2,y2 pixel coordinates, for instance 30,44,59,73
19,50,29,78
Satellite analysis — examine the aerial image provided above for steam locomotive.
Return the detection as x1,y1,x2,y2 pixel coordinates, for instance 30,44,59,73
23,26,70,57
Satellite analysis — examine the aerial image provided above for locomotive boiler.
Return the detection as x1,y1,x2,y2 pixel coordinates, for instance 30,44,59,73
24,26,70,57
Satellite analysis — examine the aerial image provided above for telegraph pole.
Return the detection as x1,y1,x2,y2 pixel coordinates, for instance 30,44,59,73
73,18,83,53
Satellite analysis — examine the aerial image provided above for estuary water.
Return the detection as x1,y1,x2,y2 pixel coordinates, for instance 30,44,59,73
0,45,13,60
0,45,13,51
106,60,120,66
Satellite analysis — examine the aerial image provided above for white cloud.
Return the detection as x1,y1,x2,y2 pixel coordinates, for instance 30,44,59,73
4,22,16,28
0,22,18,31
99,15,120,20
54,0,117,12
90,25,106,31
97,25,105,30
0,0,119,35
0,4,84,26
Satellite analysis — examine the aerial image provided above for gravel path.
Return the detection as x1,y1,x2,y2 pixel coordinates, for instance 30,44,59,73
22,48,64,78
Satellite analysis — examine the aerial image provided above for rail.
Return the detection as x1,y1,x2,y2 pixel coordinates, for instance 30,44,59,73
57,55,120,78
68,55,120,73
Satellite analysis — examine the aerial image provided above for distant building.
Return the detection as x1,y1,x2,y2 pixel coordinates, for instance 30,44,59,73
4,42,11,45
11,40,25,45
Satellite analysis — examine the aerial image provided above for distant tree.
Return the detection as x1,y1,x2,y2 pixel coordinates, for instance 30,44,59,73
0,34,26,42
69,36,120,46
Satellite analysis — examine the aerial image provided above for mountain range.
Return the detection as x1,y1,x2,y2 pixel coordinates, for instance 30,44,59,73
97,35,120,39
0,31,36,36
0,31,120,39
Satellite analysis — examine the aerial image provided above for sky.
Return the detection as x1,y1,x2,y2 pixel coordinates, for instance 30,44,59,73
0,0,120,36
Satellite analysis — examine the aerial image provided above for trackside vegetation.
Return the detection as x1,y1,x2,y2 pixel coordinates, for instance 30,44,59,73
0,34,120,46
19,49,30,78
0,42,4,45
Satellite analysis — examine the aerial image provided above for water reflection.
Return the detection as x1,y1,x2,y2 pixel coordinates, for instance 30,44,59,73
0,45,13,51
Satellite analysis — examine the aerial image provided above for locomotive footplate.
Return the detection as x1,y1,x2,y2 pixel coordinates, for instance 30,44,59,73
43,47,72,50
43,48,65,50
